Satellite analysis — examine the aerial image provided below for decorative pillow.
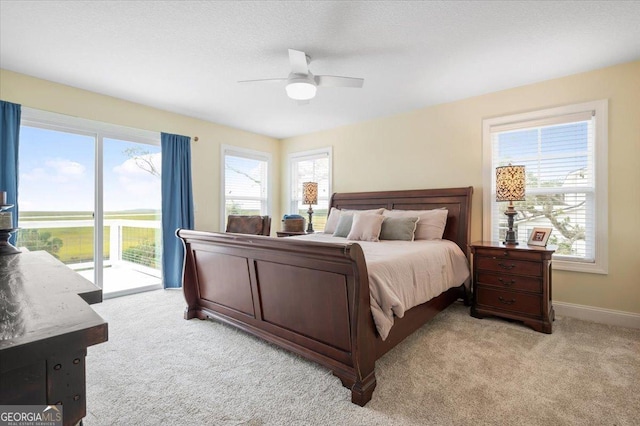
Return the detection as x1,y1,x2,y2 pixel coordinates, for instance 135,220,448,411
347,213,386,242
324,207,342,234
379,217,420,241
327,208,383,235
333,213,354,237
383,208,448,240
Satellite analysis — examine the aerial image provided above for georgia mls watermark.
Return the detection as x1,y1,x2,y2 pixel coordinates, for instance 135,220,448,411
0,405,63,426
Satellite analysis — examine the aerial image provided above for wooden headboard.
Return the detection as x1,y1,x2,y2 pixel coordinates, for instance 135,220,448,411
329,187,473,258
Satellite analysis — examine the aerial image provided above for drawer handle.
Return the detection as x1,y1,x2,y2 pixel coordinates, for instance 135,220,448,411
497,278,516,287
498,263,516,270
492,252,510,259
498,296,516,305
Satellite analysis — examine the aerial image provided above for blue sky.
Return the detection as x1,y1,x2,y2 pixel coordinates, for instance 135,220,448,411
19,126,161,212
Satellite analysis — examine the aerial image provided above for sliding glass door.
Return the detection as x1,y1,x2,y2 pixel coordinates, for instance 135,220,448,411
101,138,162,295
18,110,162,297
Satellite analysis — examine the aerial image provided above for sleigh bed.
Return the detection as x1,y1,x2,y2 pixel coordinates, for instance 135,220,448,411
177,186,473,406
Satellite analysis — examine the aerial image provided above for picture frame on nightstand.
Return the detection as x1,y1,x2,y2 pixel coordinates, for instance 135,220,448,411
528,227,552,246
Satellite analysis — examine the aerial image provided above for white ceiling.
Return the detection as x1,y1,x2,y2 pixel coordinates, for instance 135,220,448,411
1,1,639,139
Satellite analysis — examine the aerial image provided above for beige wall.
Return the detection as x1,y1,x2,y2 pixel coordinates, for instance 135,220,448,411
0,69,281,232
281,61,640,314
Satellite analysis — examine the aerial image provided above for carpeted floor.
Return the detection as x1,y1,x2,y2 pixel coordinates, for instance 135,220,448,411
85,290,640,425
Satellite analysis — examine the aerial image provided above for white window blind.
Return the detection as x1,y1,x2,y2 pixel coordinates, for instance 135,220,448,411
289,148,332,231
221,146,270,229
483,100,608,274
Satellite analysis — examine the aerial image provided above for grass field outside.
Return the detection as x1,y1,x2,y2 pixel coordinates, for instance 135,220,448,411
17,210,161,267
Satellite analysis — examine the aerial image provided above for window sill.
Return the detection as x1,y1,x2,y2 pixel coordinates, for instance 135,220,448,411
552,259,608,275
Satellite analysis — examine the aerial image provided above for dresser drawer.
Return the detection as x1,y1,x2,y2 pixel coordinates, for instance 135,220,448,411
476,286,541,316
475,257,542,277
476,272,542,293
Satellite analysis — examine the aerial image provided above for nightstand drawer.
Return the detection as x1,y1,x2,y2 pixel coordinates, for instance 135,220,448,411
475,257,542,277
473,247,544,262
476,287,541,316
476,272,542,293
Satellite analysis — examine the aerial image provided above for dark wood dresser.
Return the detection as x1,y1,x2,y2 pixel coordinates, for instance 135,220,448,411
470,241,555,333
0,251,108,426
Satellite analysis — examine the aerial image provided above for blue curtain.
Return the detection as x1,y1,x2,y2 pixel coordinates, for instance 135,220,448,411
161,132,194,289
0,100,21,244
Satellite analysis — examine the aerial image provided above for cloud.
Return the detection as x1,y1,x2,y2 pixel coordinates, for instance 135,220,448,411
47,158,85,177
21,158,86,183
19,158,92,211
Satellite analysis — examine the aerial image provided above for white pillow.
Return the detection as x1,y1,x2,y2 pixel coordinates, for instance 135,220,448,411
324,207,342,234
383,208,448,240
324,207,384,234
347,213,385,242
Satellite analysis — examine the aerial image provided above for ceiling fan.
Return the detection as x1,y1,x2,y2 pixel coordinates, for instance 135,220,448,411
238,49,364,103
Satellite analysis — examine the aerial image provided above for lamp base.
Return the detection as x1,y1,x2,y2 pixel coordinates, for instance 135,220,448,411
503,207,519,245
306,206,315,233
502,235,519,246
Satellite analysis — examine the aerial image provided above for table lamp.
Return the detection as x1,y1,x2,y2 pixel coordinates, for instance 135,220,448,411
303,182,318,233
496,164,525,245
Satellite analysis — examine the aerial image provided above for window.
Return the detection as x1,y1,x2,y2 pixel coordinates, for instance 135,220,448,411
288,148,332,231
482,100,608,274
221,145,271,229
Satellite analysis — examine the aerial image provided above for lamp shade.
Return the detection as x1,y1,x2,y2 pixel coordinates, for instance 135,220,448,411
496,165,526,202
303,182,318,205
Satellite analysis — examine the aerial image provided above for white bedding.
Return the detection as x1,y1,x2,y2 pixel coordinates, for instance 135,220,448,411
292,233,470,340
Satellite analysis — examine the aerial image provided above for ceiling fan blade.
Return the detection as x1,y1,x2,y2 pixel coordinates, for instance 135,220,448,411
315,75,364,88
288,49,309,75
238,78,288,84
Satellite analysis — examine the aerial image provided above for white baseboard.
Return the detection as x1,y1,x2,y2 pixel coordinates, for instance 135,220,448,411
554,301,640,329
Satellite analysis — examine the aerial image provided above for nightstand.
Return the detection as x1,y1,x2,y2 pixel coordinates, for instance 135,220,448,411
470,241,555,333
276,231,307,237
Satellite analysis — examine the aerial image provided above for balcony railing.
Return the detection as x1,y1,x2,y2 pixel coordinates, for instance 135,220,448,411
17,219,162,278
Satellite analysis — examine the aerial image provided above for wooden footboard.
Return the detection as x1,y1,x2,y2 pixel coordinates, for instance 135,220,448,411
177,230,379,405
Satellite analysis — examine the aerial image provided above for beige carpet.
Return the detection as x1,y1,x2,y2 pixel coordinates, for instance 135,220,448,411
85,290,640,425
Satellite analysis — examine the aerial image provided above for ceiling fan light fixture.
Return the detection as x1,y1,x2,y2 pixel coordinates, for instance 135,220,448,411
239,49,363,101
285,79,317,100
